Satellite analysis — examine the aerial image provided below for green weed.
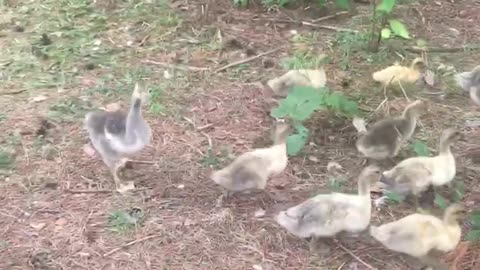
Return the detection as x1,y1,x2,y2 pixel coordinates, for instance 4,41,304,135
328,176,346,192
108,208,144,233
48,97,93,122
334,31,370,70
468,211,480,241
271,86,358,156
201,147,231,169
0,149,15,172
411,140,431,157
282,50,327,70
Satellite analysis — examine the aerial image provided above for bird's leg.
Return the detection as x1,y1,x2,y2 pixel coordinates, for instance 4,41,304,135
112,159,135,193
360,158,368,166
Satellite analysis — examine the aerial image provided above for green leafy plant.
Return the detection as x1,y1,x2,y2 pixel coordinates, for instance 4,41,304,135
434,193,448,209
452,180,464,202
468,211,480,241
335,0,350,9
412,140,431,157
370,0,411,51
385,191,405,203
328,176,346,192
233,0,249,6
271,86,358,156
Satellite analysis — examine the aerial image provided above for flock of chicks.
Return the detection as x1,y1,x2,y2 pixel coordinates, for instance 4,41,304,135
83,62,480,270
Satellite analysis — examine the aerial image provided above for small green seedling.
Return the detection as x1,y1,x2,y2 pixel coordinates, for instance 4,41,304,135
271,86,358,156
108,208,144,233
412,140,431,157
467,211,480,241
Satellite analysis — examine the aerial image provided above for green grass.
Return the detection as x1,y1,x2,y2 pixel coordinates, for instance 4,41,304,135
201,147,231,169
48,96,93,122
281,50,327,70
0,149,15,173
1,0,181,91
108,208,144,234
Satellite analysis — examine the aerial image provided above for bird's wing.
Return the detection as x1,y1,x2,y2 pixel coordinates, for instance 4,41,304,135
393,161,433,191
228,155,268,190
297,197,350,227
104,111,127,136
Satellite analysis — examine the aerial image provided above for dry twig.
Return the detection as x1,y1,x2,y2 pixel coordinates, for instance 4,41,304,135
301,21,359,33
407,46,480,53
335,240,376,270
64,189,113,194
311,11,350,23
103,234,162,257
0,89,27,95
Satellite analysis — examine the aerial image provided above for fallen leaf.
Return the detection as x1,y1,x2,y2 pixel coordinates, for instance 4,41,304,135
352,116,367,133
163,70,172,79
254,208,266,218
177,184,185,189
307,156,319,163
32,95,48,103
30,222,46,230
252,265,263,270
327,161,343,173
55,218,68,226
83,144,97,157
424,69,435,86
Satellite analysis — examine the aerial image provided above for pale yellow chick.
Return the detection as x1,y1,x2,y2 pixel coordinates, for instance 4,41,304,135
372,58,425,86
370,204,467,270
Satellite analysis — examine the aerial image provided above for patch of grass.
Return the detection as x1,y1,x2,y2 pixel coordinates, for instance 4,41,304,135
108,208,144,234
281,50,327,70
328,176,346,192
0,149,15,172
334,31,371,70
1,0,181,91
0,113,7,122
201,147,231,169
48,97,93,122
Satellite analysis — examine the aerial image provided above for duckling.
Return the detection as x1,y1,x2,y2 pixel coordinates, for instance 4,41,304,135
373,58,425,86
210,122,291,197
84,81,151,193
370,203,467,270
455,65,480,106
378,129,462,205
267,69,326,97
356,100,426,160
275,165,381,238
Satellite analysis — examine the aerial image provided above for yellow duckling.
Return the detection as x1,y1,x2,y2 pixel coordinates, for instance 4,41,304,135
379,129,463,203
370,204,467,270
275,165,381,238
373,58,425,86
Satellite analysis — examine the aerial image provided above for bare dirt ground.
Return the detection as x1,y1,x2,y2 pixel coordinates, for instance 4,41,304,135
1,0,480,269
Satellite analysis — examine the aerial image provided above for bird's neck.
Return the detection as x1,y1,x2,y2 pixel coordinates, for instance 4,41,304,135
125,98,142,141
358,179,370,196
